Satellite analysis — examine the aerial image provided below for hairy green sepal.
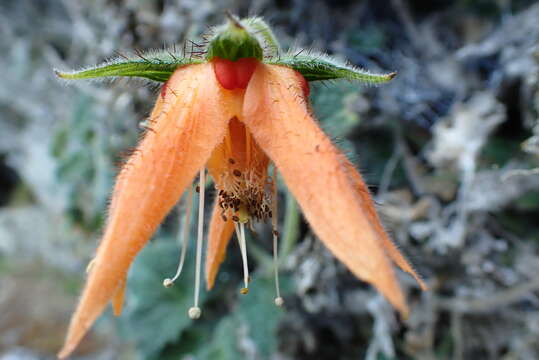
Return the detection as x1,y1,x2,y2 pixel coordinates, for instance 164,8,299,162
55,16,395,86
55,50,201,83
206,17,264,61
268,53,397,83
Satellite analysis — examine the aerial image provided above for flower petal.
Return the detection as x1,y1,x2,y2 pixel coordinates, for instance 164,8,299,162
342,159,428,290
111,276,126,316
59,63,235,359
205,198,235,289
243,64,408,316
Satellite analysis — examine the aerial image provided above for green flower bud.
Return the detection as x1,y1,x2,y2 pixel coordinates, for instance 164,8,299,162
205,14,264,62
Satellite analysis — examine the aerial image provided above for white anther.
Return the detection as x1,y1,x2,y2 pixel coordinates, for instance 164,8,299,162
274,297,284,307
188,306,201,319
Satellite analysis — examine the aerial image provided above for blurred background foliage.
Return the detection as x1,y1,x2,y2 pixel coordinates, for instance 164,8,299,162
1,0,539,359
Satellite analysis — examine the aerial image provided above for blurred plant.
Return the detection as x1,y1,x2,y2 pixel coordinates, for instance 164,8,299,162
3,0,539,359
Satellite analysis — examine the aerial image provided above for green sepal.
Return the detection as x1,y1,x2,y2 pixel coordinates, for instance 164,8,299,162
206,14,264,61
268,52,396,83
55,49,203,83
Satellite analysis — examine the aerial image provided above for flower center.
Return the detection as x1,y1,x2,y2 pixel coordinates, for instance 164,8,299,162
208,116,271,223
163,118,284,313
217,166,272,224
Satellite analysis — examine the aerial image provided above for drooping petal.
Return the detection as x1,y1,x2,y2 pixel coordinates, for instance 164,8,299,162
59,63,236,359
205,198,235,289
243,64,409,317
342,160,428,291
111,276,126,316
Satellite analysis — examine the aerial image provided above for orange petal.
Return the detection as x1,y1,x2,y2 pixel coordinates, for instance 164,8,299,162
111,275,126,316
59,63,236,359
243,64,408,317
205,198,235,289
342,159,428,290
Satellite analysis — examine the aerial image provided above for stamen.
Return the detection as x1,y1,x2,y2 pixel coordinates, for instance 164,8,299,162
163,185,193,288
234,221,250,294
189,168,205,320
272,167,284,307
272,230,283,307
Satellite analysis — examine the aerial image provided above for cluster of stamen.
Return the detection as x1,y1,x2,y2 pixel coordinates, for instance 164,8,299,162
161,127,284,319
217,158,272,225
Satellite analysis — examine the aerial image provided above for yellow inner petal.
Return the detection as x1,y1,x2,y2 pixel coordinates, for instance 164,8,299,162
207,116,272,224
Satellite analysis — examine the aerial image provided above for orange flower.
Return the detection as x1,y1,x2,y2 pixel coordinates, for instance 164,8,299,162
57,15,426,359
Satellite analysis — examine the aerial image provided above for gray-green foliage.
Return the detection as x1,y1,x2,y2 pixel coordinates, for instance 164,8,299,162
191,274,292,360
6,0,539,359
312,81,362,138
51,94,116,228
118,235,292,359
118,237,204,357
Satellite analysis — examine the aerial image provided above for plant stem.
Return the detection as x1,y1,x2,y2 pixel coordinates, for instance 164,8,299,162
280,191,300,258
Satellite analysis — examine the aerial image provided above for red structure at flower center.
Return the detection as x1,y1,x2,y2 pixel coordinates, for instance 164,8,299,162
212,57,310,97
213,57,258,90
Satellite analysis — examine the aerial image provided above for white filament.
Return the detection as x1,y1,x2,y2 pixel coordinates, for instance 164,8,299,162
189,168,205,319
234,221,250,292
163,185,193,288
272,167,283,306
272,231,283,306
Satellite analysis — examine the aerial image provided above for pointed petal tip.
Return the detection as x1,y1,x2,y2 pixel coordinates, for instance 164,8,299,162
57,342,75,359
414,274,429,291
341,159,427,293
